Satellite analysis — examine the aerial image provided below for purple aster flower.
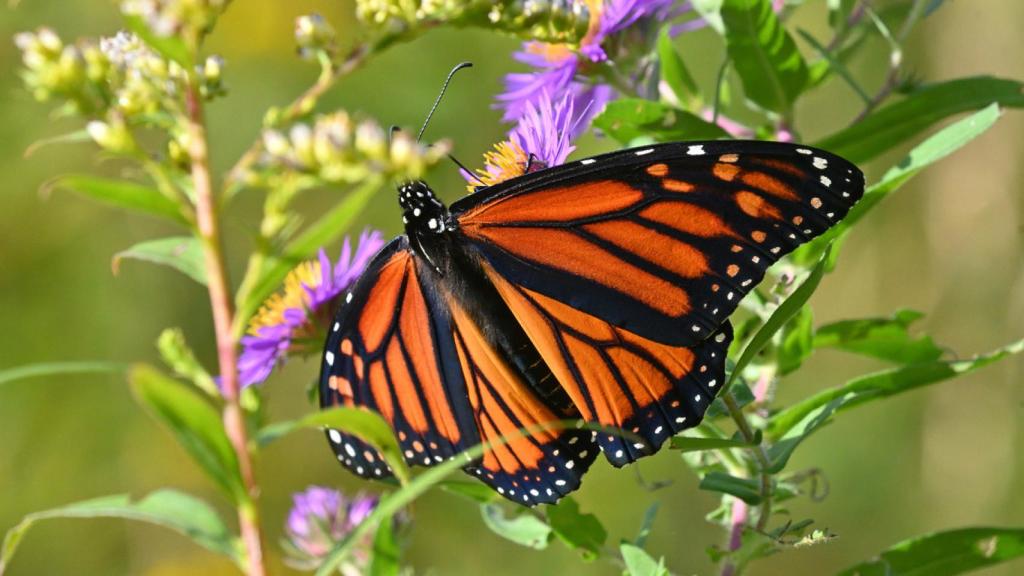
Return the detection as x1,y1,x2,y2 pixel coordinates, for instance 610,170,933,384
235,229,385,388
497,0,686,127
465,90,582,190
283,487,407,572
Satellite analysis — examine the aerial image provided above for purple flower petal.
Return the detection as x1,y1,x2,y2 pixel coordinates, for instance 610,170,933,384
232,229,385,390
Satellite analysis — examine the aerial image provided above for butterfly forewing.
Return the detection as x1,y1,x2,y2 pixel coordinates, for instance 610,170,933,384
319,239,478,477
454,140,864,347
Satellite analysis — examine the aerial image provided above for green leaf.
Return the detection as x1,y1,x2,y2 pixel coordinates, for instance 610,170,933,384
768,339,1024,439
113,237,207,285
815,77,1023,165
439,481,501,504
634,503,659,548
794,104,1002,267
765,396,846,473
256,407,409,485
670,433,751,453
691,0,724,33
48,175,187,225
814,309,943,364
0,490,239,575
837,527,1024,576
123,15,194,68
547,497,607,559
796,28,871,105
699,472,762,504
657,29,701,109
129,364,246,502
621,543,669,576
592,99,730,146
481,505,551,550
720,0,809,114
157,328,219,396
368,513,402,576
724,246,831,394
0,361,126,387
238,178,381,333
778,306,815,375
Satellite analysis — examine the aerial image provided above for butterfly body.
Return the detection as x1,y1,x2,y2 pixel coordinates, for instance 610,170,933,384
320,140,864,505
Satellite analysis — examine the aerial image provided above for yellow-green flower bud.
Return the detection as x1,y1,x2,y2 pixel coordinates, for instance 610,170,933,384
87,118,136,153
295,13,337,59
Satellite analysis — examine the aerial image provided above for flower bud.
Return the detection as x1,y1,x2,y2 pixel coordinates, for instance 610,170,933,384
87,118,135,153
283,487,406,572
295,13,337,59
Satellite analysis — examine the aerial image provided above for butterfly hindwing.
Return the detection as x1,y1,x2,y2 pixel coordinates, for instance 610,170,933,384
446,299,597,504
453,140,864,347
482,262,733,465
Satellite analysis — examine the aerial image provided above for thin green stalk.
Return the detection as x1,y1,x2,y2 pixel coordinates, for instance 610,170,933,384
722,393,773,531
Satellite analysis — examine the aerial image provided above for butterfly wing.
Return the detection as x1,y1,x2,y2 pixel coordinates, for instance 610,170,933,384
452,140,864,347
319,238,477,477
319,237,596,504
451,140,862,464
482,260,732,465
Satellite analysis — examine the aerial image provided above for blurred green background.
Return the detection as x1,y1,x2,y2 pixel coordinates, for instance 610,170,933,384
1,1,1022,574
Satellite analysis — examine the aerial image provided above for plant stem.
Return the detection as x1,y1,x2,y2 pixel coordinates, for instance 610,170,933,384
185,80,267,576
722,393,773,531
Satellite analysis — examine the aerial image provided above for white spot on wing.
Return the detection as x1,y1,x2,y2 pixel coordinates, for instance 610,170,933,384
813,157,828,170
686,144,705,156
820,175,832,187
325,351,335,366
796,148,812,155
580,158,596,165
635,148,654,156
328,429,342,444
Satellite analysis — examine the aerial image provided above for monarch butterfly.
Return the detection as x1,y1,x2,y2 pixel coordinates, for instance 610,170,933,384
317,130,865,505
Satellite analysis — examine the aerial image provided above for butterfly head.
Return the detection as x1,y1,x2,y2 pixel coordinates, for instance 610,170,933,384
398,180,449,236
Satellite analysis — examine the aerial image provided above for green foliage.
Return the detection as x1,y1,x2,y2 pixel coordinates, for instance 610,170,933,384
129,364,246,503
720,0,809,115
593,99,729,145
547,497,607,560
256,407,410,485
725,245,831,394
0,490,240,576
767,338,1024,439
793,104,1003,267
816,77,1024,164
700,472,763,505
0,361,126,387
47,175,189,225
113,237,207,285
621,543,669,576
481,505,552,550
814,309,942,364
837,527,1024,576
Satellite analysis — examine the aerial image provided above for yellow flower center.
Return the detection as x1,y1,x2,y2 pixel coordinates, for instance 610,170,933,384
247,259,322,335
468,140,528,191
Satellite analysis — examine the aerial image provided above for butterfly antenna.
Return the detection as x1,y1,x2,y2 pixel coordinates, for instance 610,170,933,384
417,62,473,143
449,154,487,187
